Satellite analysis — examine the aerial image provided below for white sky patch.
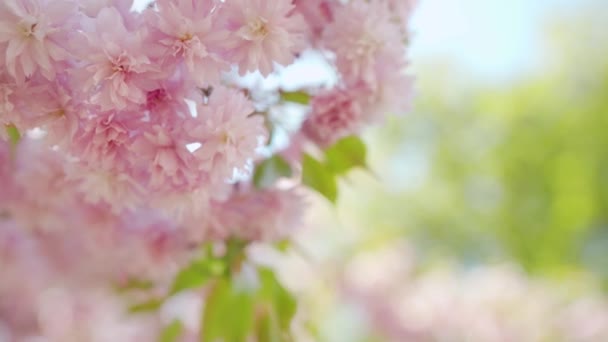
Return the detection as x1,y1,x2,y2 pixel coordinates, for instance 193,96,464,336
409,0,595,82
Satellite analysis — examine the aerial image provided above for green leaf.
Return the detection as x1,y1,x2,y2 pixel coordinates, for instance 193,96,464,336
160,320,183,342
274,239,291,253
302,153,338,203
201,280,255,342
253,155,293,188
115,278,154,293
280,91,310,105
223,239,247,274
257,268,297,333
5,124,20,145
256,309,281,342
170,258,225,295
128,298,164,313
201,280,229,342
229,291,255,342
324,136,367,174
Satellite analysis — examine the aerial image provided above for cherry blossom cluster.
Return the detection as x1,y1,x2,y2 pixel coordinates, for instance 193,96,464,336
0,0,415,339
296,0,414,147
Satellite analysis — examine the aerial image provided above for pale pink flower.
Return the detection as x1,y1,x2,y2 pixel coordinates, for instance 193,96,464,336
130,124,200,192
67,166,144,213
210,186,304,242
185,86,268,182
8,139,75,232
73,112,133,170
383,0,418,23
0,0,76,83
17,78,82,147
34,288,159,342
0,222,47,338
78,7,159,110
322,1,404,87
293,0,335,42
111,210,188,278
151,188,211,230
279,131,306,171
78,0,133,18
149,0,229,86
143,70,198,119
218,0,305,75
302,87,365,147
365,60,415,120
12,139,67,204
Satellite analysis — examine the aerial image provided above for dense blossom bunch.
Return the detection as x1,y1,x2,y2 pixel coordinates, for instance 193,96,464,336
0,0,415,340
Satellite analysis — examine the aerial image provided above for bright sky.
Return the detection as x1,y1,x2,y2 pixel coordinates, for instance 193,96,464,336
409,0,593,82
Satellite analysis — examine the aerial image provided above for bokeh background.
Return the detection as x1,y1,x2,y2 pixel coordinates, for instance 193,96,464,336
273,0,608,340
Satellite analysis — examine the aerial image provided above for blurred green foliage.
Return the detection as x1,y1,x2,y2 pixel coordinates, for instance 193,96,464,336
356,7,608,285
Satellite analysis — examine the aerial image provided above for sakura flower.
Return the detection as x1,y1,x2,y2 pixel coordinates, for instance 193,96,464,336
302,87,365,147
110,210,188,279
73,112,133,170
0,0,76,83
383,0,418,23
78,7,159,110
68,166,144,213
34,288,159,342
209,186,304,242
130,124,199,192
218,0,305,76
322,1,404,87
16,78,81,147
78,0,133,18
186,86,268,182
365,60,415,120
151,188,211,230
293,0,335,42
150,0,229,86
143,67,200,121
8,139,75,232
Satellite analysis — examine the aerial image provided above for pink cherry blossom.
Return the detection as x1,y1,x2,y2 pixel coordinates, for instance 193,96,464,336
0,1,420,339
383,0,418,22
302,87,365,147
130,124,200,192
74,112,133,170
77,7,159,110
322,0,404,87
143,71,199,120
78,0,133,18
0,0,76,83
218,0,305,76
209,186,304,242
293,0,335,42
365,60,415,120
7,139,75,232
149,0,229,86
67,165,145,213
16,77,81,147
185,86,267,182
